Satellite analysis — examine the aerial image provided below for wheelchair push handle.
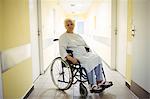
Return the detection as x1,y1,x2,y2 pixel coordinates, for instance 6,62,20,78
85,47,90,52
53,39,59,41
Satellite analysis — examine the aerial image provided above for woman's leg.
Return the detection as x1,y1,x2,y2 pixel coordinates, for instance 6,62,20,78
94,64,103,84
87,70,96,85
94,64,113,87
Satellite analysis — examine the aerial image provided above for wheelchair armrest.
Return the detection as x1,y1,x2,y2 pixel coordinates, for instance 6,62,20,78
66,49,73,57
66,50,80,65
66,49,73,54
53,39,59,41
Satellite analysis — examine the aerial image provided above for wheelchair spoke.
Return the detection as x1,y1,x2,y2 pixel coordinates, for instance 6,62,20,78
51,57,73,90
57,73,70,88
55,61,62,71
59,68,70,81
64,74,69,82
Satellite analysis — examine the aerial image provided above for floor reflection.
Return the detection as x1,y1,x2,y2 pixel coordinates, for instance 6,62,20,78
28,61,138,99
38,88,71,99
37,88,117,99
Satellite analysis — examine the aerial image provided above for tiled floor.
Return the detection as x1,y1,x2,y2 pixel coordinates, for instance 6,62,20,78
27,62,139,99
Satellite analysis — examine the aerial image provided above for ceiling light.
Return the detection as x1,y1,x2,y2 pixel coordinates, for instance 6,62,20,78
70,4,75,7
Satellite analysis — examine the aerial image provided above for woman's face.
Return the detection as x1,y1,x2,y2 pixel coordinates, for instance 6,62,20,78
65,20,74,33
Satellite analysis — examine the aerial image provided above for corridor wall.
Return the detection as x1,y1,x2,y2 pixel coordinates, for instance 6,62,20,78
1,0,33,98
85,0,112,68
40,0,65,72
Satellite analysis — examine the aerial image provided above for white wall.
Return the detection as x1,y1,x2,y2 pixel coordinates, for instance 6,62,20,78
94,0,111,38
86,0,112,67
96,0,111,66
84,16,95,37
84,0,118,69
54,6,65,38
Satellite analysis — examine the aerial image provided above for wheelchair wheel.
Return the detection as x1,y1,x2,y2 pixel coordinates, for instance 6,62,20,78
51,57,73,90
79,83,88,96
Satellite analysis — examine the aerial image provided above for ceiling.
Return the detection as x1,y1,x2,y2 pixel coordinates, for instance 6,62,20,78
57,0,94,15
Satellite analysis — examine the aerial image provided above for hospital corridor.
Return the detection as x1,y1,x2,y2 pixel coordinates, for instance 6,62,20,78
0,0,150,99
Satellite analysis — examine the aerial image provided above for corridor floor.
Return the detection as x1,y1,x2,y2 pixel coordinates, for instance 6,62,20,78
27,62,138,99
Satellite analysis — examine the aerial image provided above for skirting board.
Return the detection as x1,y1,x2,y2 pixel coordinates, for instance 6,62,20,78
22,85,34,99
125,81,150,99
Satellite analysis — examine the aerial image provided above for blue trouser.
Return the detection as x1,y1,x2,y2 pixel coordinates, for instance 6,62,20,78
87,64,103,85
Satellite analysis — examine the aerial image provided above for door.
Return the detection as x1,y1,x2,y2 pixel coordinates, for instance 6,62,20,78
116,0,127,76
132,0,149,92
40,0,55,72
29,0,40,82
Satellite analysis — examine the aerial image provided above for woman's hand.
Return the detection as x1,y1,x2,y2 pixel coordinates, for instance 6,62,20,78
71,57,78,64
66,55,78,64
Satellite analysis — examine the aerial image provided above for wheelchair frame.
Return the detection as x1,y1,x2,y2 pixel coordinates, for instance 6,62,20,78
50,39,111,96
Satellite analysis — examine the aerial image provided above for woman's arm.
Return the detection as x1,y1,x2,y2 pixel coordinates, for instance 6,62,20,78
66,55,78,64
59,35,68,60
78,34,92,52
59,34,78,64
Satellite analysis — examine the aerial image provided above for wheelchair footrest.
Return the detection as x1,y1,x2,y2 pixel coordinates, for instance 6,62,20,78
101,82,113,89
90,82,113,93
90,88,105,93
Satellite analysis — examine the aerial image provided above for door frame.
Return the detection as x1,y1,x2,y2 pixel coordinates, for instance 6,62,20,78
37,0,44,74
116,0,128,77
111,0,117,70
29,0,42,82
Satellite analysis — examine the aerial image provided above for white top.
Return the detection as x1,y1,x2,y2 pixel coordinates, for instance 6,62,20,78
59,33,102,72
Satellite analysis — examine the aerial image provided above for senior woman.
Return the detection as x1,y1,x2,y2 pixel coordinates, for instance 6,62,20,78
59,18,112,91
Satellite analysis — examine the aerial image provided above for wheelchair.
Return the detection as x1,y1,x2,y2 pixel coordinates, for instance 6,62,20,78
50,39,113,96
